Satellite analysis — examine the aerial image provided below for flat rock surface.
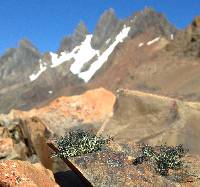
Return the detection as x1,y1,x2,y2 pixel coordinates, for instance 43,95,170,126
67,141,200,187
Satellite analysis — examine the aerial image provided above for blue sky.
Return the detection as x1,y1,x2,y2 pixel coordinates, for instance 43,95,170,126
0,0,200,54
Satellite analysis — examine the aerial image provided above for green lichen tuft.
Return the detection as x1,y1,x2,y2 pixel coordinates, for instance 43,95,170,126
52,129,108,158
133,144,188,176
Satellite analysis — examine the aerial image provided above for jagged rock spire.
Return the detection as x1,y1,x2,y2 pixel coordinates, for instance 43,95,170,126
127,7,176,38
91,8,123,49
18,38,41,54
74,21,88,37
58,21,88,53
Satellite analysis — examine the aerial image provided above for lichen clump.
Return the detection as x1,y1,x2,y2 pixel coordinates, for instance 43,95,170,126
52,129,108,158
133,144,188,176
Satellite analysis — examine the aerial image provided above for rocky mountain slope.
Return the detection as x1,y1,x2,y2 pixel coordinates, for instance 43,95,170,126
102,89,200,154
0,8,177,113
87,16,200,100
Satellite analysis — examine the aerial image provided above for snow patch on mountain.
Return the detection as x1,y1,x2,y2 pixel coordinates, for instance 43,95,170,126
28,26,130,83
78,26,131,82
138,43,144,47
50,52,71,68
50,35,98,70
106,38,111,44
70,35,99,74
29,62,47,82
147,37,160,45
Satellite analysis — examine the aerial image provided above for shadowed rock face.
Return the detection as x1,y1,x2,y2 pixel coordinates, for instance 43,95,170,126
0,39,41,86
166,16,200,57
54,170,88,187
0,39,42,113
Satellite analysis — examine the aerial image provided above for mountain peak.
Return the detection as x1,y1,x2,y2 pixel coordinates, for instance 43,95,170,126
19,38,33,47
143,7,155,13
75,21,88,35
91,8,122,49
58,21,88,53
18,38,40,54
127,7,176,38
102,8,116,17
192,16,200,28
72,20,88,43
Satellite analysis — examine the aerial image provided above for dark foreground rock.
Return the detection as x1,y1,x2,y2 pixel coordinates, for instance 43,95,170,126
54,170,88,187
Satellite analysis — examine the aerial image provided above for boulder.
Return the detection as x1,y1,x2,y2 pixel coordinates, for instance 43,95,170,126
9,88,116,136
0,160,59,187
0,138,14,158
0,125,27,160
20,117,53,170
